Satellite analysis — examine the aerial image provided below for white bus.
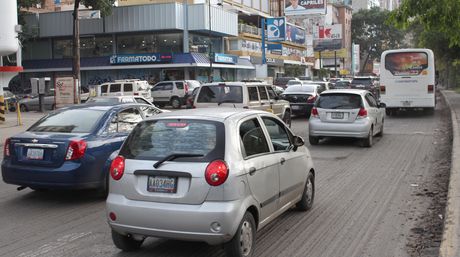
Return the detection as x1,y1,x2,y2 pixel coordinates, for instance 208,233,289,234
379,48,435,115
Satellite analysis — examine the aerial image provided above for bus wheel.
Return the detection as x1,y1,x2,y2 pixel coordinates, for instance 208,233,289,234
385,108,393,116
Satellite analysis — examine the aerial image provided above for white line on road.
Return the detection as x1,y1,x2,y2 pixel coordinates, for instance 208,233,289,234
18,232,92,257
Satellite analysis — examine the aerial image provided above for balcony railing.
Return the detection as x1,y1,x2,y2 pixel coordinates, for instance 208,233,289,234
238,24,261,36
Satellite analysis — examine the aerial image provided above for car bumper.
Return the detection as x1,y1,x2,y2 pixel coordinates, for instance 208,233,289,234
309,118,372,138
1,159,102,189
106,194,244,245
290,103,313,115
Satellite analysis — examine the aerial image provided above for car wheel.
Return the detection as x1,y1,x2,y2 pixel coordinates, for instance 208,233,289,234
225,212,256,257
111,230,144,252
282,110,292,128
309,136,319,145
362,127,373,147
170,97,181,109
297,172,315,211
20,104,28,112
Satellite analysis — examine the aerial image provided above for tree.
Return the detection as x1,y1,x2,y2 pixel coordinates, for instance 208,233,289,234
351,7,407,72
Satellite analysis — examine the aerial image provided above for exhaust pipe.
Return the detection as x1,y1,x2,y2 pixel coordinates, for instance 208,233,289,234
17,186,27,191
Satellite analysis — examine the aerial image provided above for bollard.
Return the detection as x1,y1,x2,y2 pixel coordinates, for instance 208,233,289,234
5,99,9,114
16,102,22,126
0,95,5,123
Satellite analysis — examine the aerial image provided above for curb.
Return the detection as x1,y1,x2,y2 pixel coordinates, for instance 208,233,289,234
440,90,460,257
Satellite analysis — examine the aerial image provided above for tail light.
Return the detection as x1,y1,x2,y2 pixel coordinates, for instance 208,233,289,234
428,85,434,94
205,160,229,186
134,92,139,96
110,156,125,181
357,108,368,119
311,107,319,118
4,138,11,157
185,82,190,94
380,85,386,94
65,140,87,160
307,95,317,103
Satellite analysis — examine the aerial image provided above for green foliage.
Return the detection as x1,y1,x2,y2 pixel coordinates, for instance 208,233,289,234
18,0,41,9
351,7,407,62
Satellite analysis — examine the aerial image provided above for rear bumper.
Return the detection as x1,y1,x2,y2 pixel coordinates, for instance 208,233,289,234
309,117,372,138
1,159,102,189
380,96,435,108
290,103,313,115
106,194,244,245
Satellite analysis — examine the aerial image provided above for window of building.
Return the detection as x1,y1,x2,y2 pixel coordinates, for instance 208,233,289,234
80,36,113,57
116,33,183,54
53,39,73,59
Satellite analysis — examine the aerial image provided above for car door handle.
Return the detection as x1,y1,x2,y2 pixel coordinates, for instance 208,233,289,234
249,167,257,176
280,158,286,165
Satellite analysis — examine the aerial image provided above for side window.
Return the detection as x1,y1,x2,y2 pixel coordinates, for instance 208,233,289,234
262,117,291,151
267,86,276,99
248,87,259,101
317,85,326,94
109,84,121,93
124,83,133,92
258,86,268,100
152,84,164,91
164,83,173,91
239,118,270,158
100,84,108,93
135,98,151,105
116,108,143,133
176,82,184,90
365,94,377,107
140,106,161,118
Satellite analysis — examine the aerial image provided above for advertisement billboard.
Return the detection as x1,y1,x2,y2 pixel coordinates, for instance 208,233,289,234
267,17,286,42
284,0,326,16
55,77,75,109
286,24,306,45
314,24,342,40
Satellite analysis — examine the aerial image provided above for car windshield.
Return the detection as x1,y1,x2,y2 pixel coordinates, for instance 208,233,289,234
121,119,224,160
287,80,301,86
197,85,243,103
28,109,105,133
334,81,350,88
284,85,315,93
317,93,363,109
351,79,372,85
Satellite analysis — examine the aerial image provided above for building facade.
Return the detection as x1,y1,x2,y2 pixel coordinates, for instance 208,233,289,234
352,0,380,12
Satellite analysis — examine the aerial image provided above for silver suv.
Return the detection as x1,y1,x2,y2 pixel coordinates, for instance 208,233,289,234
194,82,292,127
151,80,201,109
106,108,315,256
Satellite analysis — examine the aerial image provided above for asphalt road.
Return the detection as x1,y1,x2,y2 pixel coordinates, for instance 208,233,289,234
0,102,449,257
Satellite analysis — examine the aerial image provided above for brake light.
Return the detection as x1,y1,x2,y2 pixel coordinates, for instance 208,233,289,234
110,156,125,181
65,140,87,160
134,92,139,96
4,138,10,157
307,95,317,103
205,160,229,186
428,84,434,93
185,82,189,94
311,107,319,118
357,108,368,118
380,85,386,94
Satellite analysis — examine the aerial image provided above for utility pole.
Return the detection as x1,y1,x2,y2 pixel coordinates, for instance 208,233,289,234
208,0,213,82
72,0,81,104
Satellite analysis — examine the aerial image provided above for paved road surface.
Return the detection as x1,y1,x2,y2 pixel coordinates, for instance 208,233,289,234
0,101,449,257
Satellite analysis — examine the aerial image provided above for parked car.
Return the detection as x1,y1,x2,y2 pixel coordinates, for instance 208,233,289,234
18,91,55,112
151,80,201,109
308,89,385,147
350,76,380,98
86,96,170,114
331,80,352,89
106,108,315,256
1,103,163,194
274,77,298,89
281,82,327,117
194,81,292,127
97,79,153,103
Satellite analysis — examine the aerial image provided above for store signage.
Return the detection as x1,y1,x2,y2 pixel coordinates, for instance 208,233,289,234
315,24,342,40
267,17,286,42
109,53,173,65
314,48,348,59
284,0,326,16
214,53,238,64
55,77,75,109
78,10,101,19
250,56,284,67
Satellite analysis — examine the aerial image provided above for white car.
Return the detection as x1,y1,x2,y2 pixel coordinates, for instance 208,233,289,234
106,108,315,256
151,80,201,109
308,89,385,147
97,80,153,103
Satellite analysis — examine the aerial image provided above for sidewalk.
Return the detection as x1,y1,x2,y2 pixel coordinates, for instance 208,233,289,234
0,111,46,147
440,90,460,257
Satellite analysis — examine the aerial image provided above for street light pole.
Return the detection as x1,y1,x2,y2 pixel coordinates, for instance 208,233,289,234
208,0,213,82
72,0,81,104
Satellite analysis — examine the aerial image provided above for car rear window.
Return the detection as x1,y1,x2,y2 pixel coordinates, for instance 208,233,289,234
120,119,225,161
317,93,363,109
197,85,243,103
28,109,105,133
284,85,315,93
287,80,301,86
351,79,372,85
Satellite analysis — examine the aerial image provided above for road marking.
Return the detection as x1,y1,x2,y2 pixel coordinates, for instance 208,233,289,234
18,232,92,257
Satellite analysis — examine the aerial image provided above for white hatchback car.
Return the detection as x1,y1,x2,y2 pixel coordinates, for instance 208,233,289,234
106,108,315,256
308,89,385,147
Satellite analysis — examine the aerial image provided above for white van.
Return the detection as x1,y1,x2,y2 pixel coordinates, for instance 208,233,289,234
97,79,153,103
380,48,435,115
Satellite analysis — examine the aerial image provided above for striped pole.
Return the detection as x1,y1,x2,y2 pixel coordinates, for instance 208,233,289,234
0,94,5,123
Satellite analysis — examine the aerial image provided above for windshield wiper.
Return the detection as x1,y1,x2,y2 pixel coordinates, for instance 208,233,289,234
153,153,204,168
217,99,236,106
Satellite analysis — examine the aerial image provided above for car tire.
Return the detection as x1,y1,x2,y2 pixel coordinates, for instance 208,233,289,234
282,110,292,128
170,97,182,109
297,172,315,211
309,136,319,145
111,230,144,252
225,212,256,257
20,104,28,112
362,127,373,147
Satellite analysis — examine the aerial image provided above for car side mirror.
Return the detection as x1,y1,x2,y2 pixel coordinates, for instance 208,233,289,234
292,135,305,151
378,102,386,108
274,95,280,101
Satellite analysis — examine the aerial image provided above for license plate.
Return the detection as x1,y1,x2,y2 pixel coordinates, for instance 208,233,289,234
402,101,411,107
331,112,344,119
292,105,301,110
147,176,177,193
27,148,44,160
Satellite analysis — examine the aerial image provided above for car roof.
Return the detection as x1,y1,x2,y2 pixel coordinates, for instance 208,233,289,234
202,82,270,87
59,103,146,112
321,89,368,95
146,108,273,122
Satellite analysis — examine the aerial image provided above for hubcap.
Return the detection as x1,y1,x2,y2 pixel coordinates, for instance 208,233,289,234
306,178,313,205
239,220,253,256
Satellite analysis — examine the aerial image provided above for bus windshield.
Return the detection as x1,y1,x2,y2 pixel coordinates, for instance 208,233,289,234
384,52,428,76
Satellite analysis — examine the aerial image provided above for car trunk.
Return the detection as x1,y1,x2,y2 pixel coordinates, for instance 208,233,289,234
122,159,211,205
317,108,361,123
283,94,311,103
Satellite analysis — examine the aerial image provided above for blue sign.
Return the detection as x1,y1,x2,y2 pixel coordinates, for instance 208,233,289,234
267,17,286,42
54,0,61,4
109,54,173,65
214,53,238,64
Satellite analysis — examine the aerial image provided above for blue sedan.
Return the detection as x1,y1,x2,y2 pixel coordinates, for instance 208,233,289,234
1,103,164,193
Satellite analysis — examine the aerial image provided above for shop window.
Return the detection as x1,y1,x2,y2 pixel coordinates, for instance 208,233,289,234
53,39,73,59
80,36,113,57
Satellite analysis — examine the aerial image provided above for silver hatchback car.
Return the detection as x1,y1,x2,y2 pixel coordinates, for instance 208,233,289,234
308,89,385,147
106,108,315,256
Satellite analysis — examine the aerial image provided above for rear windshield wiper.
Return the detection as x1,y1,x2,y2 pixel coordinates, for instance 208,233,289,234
218,99,237,106
153,153,204,168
